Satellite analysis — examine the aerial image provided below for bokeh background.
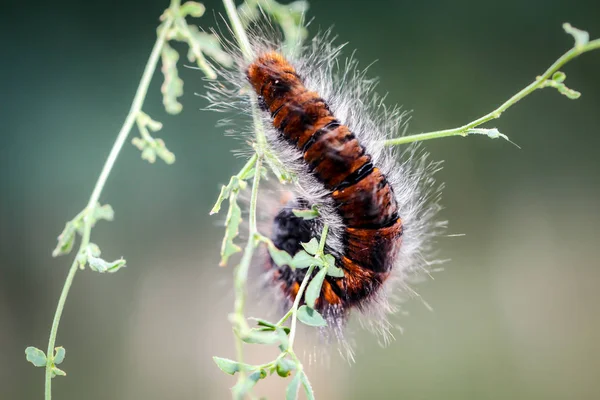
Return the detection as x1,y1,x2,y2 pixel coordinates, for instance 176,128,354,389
2,0,599,399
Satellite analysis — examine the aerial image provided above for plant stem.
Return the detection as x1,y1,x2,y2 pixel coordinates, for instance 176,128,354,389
231,155,263,385
238,153,258,180
383,38,600,147
173,16,217,79
316,224,328,255
286,223,328,348
223,0,254,61
43,14,174,400
288,264,315,349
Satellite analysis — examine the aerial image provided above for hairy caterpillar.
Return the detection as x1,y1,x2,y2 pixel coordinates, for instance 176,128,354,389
208,21,445,354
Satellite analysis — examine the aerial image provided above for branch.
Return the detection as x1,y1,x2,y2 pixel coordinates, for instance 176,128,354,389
383,24,600,147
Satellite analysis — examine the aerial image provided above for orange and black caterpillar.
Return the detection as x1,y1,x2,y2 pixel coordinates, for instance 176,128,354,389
247,52,404,317
208,29,443,350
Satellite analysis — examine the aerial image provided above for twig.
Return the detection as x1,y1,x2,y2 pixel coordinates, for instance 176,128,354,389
384,28,600,147
43,12,175,400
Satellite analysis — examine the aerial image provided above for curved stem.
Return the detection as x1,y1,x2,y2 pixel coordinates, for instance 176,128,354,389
44,15,174,400
384,38,600,146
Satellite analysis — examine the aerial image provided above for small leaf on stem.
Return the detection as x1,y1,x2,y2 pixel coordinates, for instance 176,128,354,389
290,251,321,269
87,255,126,273
179,1,205,17
250,318,277,330
51,367,66,378
292,205,319,220
53,347,66,365
241,330,280,345
285,372,301,400
299,371,315,400
552,71,566,83
296,305,327,327
276,327,290,351
276,357,296,378
25,347,47,367
563,23,590,49
219,193,242,266
213,357,250,375
267,245,293,267
52,221,77,257
232,369,266,398
301,238,319,255
305,267,327,309
160,42,184,114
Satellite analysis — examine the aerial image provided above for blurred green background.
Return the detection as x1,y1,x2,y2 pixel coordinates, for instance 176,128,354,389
2,0,599,399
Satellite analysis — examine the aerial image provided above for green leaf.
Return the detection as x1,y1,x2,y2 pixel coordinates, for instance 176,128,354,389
160,42,184,114
296,305,327,327
211,183,232,215
87,255,126,273
267,245,293,267
264,152,294,183
301,238,319,255
213,357,249,375
25,347,47,367
219,193,242,266
179,1,205,17
138,111,163,132
276,357,296,378
132,134,176,165
232,369,266,399
305,267,326,309
543,74,582,100
86,243,101,257
286,372,301,400
552,71,566,83
211,176,242,215
299,371,315,400
92,203,115,223
290,251,321,269
249,317,289,334
557,83,581,99
326,265,345,278
154,138,176,164
184,27,233,68
52,221,77,257
242,0,309,50
292,205,319,220
51,366,66,378
563,23,589,48
276,327,290,351
250,318,277,330
242,330,280,345
168,20,231,79
324,255,345,278
53,347,66,365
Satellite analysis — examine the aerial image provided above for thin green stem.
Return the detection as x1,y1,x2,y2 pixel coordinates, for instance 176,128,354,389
316,224,328,255
383,37,600,147
172,16,217,79
238,153,258,179
43,14,174,400
276,308,293,326
231,155,263,384
223,0,254,61
287,223,328,348
288,264,315,349
250,97,269,155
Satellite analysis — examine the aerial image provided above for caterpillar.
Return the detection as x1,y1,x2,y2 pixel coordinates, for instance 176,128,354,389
248,51,403,305
208,22,444,354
